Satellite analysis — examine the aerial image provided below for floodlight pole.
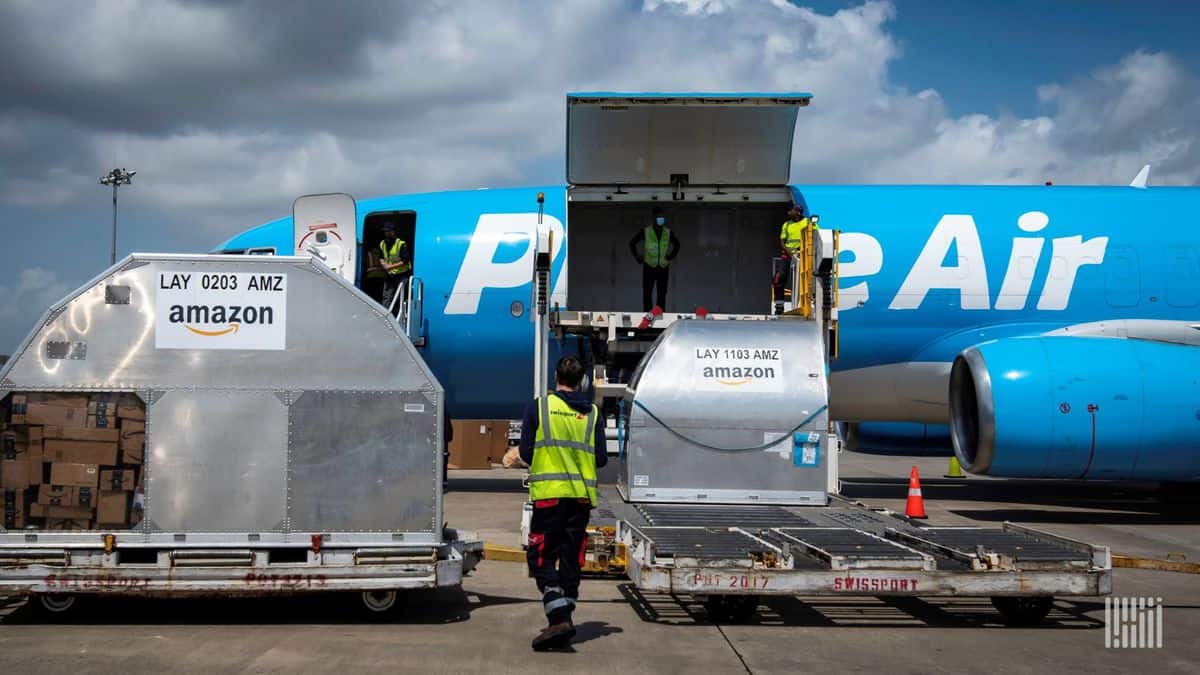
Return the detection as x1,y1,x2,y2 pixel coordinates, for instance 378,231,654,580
99,168,136,265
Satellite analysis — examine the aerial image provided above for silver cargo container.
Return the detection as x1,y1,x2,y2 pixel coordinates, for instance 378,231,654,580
0,254,479,615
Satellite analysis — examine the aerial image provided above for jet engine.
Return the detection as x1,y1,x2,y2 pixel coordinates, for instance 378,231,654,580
948,336,1200,481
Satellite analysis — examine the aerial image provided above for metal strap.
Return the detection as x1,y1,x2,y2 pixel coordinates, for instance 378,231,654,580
527,473,597,487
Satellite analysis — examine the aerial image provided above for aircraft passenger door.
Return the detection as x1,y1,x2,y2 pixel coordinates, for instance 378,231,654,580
293,193,357,285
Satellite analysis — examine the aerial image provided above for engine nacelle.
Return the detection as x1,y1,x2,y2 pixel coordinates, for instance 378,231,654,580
949,336,1200,481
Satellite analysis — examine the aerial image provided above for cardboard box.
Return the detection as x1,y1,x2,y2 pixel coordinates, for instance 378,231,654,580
29,502,94,519
29,393,91,408
44,518,91,530
86,414,117,429
42,425,119,443
3,489,25,529
37,485,95,507
44,439,119,466
28,426,43,443
96,490,128,526
117,394,145,421
24,403,88,427
1,459,32,489
9,394,28,424
120,421,146,464
100,469,135,491
448,419,509,470
120,441,143,461
49,463,99,488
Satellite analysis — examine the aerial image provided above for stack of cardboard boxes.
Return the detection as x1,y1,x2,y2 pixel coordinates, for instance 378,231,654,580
1,392,145,530
447,419,514,470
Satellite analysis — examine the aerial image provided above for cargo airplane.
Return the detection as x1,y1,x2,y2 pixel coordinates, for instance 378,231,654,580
217,93,1200,483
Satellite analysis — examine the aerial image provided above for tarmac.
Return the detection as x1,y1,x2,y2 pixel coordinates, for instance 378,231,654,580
0,451,1197,674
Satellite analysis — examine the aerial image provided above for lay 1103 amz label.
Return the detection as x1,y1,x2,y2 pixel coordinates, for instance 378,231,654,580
155,271,287,350
692,346,784,393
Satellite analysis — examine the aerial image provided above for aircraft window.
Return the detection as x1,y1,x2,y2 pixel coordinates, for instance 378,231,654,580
246,247,276,256
1018,256,1037,278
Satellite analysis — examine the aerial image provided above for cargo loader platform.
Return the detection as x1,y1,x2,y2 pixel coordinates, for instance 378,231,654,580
521,188,1111,626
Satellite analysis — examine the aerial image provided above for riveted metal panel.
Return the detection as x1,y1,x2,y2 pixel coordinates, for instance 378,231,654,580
289,391,438,533
146,390,288,532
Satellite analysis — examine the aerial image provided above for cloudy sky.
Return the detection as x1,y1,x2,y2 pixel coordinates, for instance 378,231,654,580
1,0,1198,354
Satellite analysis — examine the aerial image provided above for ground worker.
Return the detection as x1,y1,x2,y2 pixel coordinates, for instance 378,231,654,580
775,205,817,314
379,221,411,316
517,356,608,651
628,207,680,312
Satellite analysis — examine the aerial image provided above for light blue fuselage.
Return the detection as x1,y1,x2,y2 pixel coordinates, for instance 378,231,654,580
219,184,1200,480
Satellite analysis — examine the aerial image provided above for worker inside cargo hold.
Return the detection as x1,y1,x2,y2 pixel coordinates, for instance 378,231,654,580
379,220,412,316
774,204,817,315
510,356,608,651
628,207,681,312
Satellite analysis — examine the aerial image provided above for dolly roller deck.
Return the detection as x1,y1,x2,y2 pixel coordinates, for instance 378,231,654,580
596,488,1111,601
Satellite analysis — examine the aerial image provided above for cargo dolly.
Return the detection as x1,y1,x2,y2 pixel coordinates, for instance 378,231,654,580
0,253,481,618
600,494,1110,624
527,221,1111,626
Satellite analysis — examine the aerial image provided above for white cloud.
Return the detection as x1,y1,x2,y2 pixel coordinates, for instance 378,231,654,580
0,267,69,352
0,0,1197,235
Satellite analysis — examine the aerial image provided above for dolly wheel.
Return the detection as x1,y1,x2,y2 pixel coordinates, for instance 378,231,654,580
704,595,759,624
32,594,77,618
358,590,405,619
991,596,1053,626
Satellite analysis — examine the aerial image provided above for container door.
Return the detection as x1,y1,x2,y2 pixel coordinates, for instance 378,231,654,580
566,92,811,187
293,193,357,284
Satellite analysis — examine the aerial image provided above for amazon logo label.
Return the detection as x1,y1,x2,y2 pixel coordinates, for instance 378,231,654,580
693,347,785,394
155,271,288,351
167,304,275,335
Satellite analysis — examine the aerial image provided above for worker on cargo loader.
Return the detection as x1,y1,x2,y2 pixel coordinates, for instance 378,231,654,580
379,221,411,316
629,207,680,312
518,356,607,651
775,205,817,314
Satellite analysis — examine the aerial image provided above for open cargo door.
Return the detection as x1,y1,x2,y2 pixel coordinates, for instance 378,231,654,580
566,92,811,189
293,193,357,284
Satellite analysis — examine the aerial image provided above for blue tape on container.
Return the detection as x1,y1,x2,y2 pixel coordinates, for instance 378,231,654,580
792,431,821,467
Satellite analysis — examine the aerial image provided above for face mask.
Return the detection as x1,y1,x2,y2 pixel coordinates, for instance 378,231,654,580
655,217,665,226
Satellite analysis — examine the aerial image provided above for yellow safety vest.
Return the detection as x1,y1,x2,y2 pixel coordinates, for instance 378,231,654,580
380,239,411,276
643,226,672,268
529,395,599,506
781,218,815,254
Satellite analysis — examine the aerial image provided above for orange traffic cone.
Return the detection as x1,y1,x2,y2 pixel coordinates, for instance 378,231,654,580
905,465,928,519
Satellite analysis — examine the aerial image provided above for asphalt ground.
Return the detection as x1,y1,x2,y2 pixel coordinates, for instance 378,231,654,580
1,452,1197,674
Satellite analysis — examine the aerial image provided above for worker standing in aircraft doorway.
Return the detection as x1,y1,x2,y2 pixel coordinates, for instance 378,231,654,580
379,221,411,317
517,356,607,651
775,205,817,315
629,207,680,312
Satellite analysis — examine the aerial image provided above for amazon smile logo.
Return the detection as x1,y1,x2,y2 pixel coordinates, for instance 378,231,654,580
168,304,274,338
701,366,776,386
